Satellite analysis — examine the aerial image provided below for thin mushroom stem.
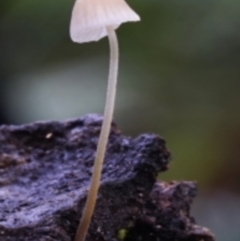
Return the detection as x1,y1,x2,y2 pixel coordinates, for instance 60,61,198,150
74,25,119,241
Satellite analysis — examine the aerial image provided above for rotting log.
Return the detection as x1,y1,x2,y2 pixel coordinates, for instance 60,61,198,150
0,114,214,241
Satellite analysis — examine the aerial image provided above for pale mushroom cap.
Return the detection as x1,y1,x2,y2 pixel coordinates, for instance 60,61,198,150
70,0,140,43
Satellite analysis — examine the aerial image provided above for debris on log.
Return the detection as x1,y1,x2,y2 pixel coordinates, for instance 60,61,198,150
0,114,214,241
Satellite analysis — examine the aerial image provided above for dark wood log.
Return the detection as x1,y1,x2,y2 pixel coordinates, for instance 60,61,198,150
0,114,214,241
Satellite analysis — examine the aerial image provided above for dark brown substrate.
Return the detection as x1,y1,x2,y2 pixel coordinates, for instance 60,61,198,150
0,114,214,241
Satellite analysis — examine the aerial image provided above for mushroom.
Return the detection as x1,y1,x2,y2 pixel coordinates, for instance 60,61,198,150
70,1,140,241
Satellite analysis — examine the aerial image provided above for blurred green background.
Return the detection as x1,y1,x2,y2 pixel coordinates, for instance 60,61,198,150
1,0,240,240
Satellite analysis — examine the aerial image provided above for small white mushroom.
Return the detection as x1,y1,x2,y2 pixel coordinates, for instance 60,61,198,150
70,1,140,241
70,0,140,43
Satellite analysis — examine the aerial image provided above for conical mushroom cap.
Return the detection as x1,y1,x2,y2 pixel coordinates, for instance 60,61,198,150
70,0,140,43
